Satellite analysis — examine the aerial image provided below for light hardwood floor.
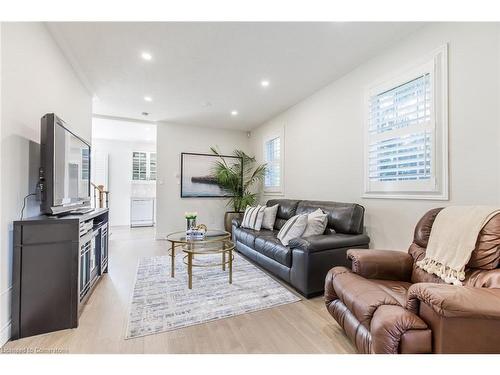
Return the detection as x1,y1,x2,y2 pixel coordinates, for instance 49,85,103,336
2,226,355,354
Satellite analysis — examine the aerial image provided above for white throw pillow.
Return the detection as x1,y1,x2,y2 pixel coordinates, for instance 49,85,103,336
302,208,328,237
277,214,308,246
241,205,266,230
261,204,279,230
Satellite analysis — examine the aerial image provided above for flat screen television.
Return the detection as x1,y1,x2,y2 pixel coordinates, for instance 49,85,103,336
40,113,91,215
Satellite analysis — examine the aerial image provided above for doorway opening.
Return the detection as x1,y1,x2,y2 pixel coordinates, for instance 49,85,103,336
91,116,157,229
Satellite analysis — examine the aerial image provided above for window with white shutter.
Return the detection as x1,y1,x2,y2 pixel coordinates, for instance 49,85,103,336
132,152,147,181
264,135,283,193
364,45,448,200
149,152,157,181
81,149,90,180
132,151,156,181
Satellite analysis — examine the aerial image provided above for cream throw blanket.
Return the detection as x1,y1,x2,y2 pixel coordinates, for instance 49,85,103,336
416,206,500,285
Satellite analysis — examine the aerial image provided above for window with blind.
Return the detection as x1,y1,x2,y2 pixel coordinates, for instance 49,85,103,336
364,46,448,200
149,152,157,181
132,152,147,180
264,136,283,193
132,151,156,181
81,149,90,180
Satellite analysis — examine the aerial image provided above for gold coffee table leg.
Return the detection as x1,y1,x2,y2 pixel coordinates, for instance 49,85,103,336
228,248,232,284
188,252,193,289
222,241,226,271
170,243,175,277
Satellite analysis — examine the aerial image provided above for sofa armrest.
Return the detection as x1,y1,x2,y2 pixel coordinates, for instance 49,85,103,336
406,283,500,319
288,233,369,253
232,218,241,228
371,305,431,354
348,249,413,281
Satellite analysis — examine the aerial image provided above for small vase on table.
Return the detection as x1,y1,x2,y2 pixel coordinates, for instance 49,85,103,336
185,212,198,231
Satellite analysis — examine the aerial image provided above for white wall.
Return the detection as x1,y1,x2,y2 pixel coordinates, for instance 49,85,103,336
251,23,500,250
0,22,92,346
92,138,156,226
156,122,250,237
0,19,4,349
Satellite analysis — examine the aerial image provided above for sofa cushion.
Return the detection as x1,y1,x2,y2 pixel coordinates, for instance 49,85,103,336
266,199,300,230
413,207,444,248
329,267,405,328
288,233,370,253
234,227,260,248
468,213,500,270
254,235,292,267
371,279,412,306
296,200,365,234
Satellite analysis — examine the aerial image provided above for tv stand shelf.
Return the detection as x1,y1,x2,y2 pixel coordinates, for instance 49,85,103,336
11,208,109,340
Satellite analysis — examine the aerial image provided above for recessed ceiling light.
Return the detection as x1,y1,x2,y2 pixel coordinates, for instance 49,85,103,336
260,80,270,87
231,110,238,116
141,52,153,61
144,96,152,102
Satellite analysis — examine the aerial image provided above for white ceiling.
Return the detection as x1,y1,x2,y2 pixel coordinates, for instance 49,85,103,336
92,116,156,143
48,22,425,131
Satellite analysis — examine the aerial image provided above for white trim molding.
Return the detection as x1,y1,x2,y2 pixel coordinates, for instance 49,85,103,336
363,44,449,200
262,125,285,195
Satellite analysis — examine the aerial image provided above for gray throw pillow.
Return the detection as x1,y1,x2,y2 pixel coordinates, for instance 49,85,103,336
277,214,308,246
302,208,328,237
261,204,279,230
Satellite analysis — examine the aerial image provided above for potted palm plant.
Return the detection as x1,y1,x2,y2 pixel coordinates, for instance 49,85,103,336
210,147,267,233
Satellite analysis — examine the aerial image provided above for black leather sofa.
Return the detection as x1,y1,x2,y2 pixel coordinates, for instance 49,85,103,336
232,199,370,297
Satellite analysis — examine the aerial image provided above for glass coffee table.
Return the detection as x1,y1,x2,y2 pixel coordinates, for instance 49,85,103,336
165,230,235,289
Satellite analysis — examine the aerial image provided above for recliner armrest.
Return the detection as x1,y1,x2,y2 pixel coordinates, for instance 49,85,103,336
406,282,500,319
288,233,370,253
232,218,241,228
371,305,431,354
348,249,413,281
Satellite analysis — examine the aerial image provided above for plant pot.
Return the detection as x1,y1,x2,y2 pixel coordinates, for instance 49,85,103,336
224,211,244,234
186,218,197,231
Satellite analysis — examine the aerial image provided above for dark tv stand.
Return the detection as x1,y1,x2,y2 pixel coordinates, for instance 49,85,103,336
69,207,94,215
11,208,109,340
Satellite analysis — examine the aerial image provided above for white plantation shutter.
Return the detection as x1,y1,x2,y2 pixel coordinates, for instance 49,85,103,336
368,72,434,190
149,152,157,181
81,149,90,180
132,151,156,181
364,46,448,199
132,152,147,180
264,136,281,191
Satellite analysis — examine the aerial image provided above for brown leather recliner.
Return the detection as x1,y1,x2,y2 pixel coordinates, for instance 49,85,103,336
324,208,500,354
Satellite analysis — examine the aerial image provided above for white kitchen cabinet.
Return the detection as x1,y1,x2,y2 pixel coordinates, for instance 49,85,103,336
130,197,155,227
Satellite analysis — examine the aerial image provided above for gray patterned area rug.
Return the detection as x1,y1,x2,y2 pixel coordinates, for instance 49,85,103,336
126,252,300,339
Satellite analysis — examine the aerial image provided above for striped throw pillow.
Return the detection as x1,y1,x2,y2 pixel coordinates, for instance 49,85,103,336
241,205,266,230
277,214,308,246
